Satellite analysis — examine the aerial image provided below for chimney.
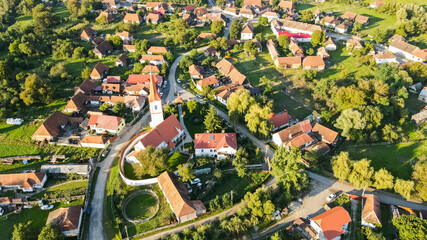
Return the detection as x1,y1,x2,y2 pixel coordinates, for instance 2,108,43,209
289,133,292,139
206,130,209,133
222,129,225,133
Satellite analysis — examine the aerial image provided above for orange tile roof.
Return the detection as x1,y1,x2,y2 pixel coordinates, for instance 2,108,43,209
312,207,351,240
269,111,290,128
142,65,160,73
241,22,254,34
216,58,236,75
90,62,109,78
140,54,165,62
373,51,395,59
0,172,46,189
189,64,204,76
412,49,427,59
318,47,329,58
146,12,161,21
229,68,247,85
147,46,168,54
243,0,261,6
355,15,369,24
46,205,82,232
285,133,314,148
88,114,123,131
124,13,143,22
325,37,336,46
117,31,132,38
81,27,95,39
145,2,162,8
303,56,325,68
197,76,218,88
127,74,162,85
157,171,206,218
342,11,357,20
139,115,183,148
275,119,312,143
194,133,237,150
312,123,338,144
148,74,161,102
390,40,420,54
80,135,109,144
33,112,72,139
362,194,381,225
278,1,294,10
197,32,217,39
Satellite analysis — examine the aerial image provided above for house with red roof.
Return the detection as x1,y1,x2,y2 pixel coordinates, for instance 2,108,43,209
46,205,83,237
127,74,162,85
310,206,351,240
362,194,381,228
271,119,315,149
194,132,237,159
133,115,184,151
124,13,143,24
0,172,47,192
88,114,125,135
269,110,290,131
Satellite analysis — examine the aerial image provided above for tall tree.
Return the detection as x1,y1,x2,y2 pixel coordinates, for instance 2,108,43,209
133,146,169,177
277,34,289,49
348,159,374,188
334,108,367,142
412,158,427,201
392,215,427,240
229,19,242,39
19,74,52,106
243,40,257,57
204,106,222,133
310,30,325,47
394,178,414,200
271,146,308,193
227,89,255,123
233,147,249,177
177,164,194,182
331,152,352,181
38,225,63,240
373,168,394,190
12,222,35,240
245,103,273,138
211,20,224,34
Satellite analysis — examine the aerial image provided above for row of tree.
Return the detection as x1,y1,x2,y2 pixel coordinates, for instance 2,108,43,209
332,152,427,200
11,222,64,240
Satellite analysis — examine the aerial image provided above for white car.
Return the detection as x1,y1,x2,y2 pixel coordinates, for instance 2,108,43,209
23,205,33,209
191,178,201,185
177,79,181,83
326,193,337,202
40,205,53,210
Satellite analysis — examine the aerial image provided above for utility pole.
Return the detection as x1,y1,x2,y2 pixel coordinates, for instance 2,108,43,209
231,190,233,205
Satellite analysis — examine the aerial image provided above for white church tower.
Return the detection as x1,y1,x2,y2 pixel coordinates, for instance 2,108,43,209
149,72,164,127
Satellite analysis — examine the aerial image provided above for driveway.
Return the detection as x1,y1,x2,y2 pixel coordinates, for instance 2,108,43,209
89,112,150,240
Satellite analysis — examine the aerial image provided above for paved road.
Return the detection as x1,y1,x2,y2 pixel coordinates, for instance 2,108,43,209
89,112,150,240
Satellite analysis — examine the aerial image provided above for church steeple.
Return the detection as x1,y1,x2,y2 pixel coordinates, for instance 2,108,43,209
148,68,164,127
148,70,161,103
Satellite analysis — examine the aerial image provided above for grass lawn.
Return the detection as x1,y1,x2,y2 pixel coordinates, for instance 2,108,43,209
183,116,205,138
0,199,83,240
31,180,88,199
271,91,312,120
125,194,157,220
337,140,427,180
201,172,270,202
380,205,395,239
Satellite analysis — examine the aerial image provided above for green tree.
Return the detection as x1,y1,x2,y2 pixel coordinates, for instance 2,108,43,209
300,10,314,23
362,226,386,240
243,40,257,57
348,159,374,188
245,103,273,138
382,124,402,143
133,146,169,177
233,147,249,177
204,106,222,133
260,76,274,95
107,35,123,50
72,47,86,59
96,14,107,25
331,152,352,181
81,66,92,79
99,103,109,112
177,164,194,182
19,74,52,106
311,30,325,47
211,20,224,34
112,102,126,116
32,4,57,35
334,109,367,141
258,16,268,25
392,215,427,240
412,158,427,201
227,89,255,123
136,39,150,54
394,178,414,200
271,146,308,193
38,224,63,240
396,8,408,22
216,0,225,8
229,19,242,39
277,34,289,49
186,99,199,114
12,222,35,240
373,168,394,190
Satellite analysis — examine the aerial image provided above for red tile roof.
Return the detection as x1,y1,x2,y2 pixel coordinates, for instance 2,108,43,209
148,74,161,102
194,133,237,150
269,111,290,128
0,172,46,189
88,114,123,131
197,76,218,88
275,119,312,143
362,194,381,225
142,65,160,73
140,54,165,62
107,76,121,83
80,135,109,144
139,115,183,148
46,205,82,232
303,56,325,68
127,74,162,85
147,46,168,54
124,13,143,22
312,123,338,144
285,133,314,148
312,207,351,240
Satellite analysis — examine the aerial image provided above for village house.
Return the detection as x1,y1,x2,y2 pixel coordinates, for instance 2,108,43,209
146,13,162,24
239,6,255,19
389,40,427,62
99,83,122,95
322,16,339,28
116,53,128,67
390,34,405,42
341,11,357,21
196,32,217,42
346,38,363,50
204,46,220,57
194,8,208,16
183,5,196,13
88,114,125,135
63,93,90,113
252,38,262,52
419,87,427,103
325,37,337,51
196,76,219,91
194,132,237,159
197,13,227,26
317,47,330,61
303,56,325,71
243,0,262,7
370,0,383,8
122,44,135,52
272,119,314,149
116,31,133,42
133,115,184,151
189,64,204,79
102,0,117,9
90,62,109,80
93,40,113,58
312,123,339,145
262,11,279,21
267,39,302,69
124,84,149,96
373,51,397,65
80,135,111,148
271,19,325,42
278,0,294,11
74,79,97,96
0,172,47,192
32,112,82,142
269,110,290,131
289,37,304,57
127,74,162,85
241,22,254,40
41,164,92,175
310,206,351,240
215,58,248,85
411,110,427,125
140,54,166,65
46,205,83,237
362,194,381,228
335,23,348,34
145,2,163,10
124,13,143,24
142,65,160,74
355,15,370,25
97,11,113,23
224,7,238,16
147,46,168,55
157,172,206,223
80,27,95,41
214,85,245,105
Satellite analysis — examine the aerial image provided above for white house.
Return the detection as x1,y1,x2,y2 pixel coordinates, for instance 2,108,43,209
194,132,237,159
262,11,279,21
272,120,314,149
241,22,254,40
88,114,125,135
40,164,92,176
373,51,397,65
419,87,427,103
134,114,185,151
0,172,47,192
140,55,166,65
335,23,348,34
325,37,337,51
310,206,351,240
389,40,427,62
271,19,325,42
362,194,381,228
46,205,83,237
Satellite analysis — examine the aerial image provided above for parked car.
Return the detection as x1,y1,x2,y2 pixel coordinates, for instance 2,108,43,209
177,79,181,83
23,205,33,209
86,206,92,214
196,94,204,99
40,205,53,210
326,193,337,202
191,178,201,185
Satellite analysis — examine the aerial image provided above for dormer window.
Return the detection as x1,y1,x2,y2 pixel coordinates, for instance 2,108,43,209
209,135,214,140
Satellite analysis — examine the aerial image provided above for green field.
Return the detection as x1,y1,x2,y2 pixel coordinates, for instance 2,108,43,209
125,194,157,220
0,199,83,240
338,140,427,180
271,91,312,120
31,180,88,199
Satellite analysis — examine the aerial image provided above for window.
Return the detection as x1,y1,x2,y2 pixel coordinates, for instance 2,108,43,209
154,105,158,110
201,149,204,152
